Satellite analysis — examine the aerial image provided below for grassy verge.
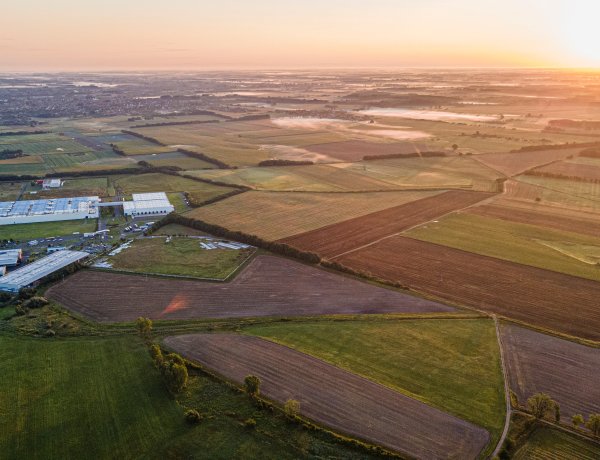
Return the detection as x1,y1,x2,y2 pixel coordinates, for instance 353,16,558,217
0,219,97,241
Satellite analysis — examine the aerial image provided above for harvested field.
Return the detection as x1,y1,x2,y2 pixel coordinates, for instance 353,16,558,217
46,255,452,322
164,333,490,459
187,164,401,192
282,190,494,257
500,323,600,418
187,190,443,240
305,140,432,161
532,160,600,181
467,203,600,237
503,179,600,212
336,237,600,341
330,156,503,192
474,148,582,176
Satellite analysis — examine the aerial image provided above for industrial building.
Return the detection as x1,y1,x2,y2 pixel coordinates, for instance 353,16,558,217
122,192,174,217
42,178,63,189
0,196,100,225
0,249,22,267
0,250,89,292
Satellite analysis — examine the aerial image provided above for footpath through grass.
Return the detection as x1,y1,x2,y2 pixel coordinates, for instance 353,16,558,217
0,219,97,241
245,318,505,436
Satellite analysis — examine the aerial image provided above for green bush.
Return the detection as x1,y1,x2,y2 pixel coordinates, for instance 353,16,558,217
184,409,202,424
243,418,256,429
23,296,49,309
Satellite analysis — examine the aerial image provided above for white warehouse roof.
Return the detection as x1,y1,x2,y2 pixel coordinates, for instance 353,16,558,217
0,250,89,292
132,192,169,201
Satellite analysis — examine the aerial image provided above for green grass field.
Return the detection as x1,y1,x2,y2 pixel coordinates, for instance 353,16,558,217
166,192,189,213
406,212,600,281
513,427,600,460
0,219,97,241
244,318,505,437
0,335,184,460
23,177,109,199
110,173,231,199
0,332,384,460
153,223,206,236
109,237,253,279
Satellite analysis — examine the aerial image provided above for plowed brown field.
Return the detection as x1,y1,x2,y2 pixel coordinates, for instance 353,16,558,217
501,324,600,418
281,190,494,258
46,255,452,322
336,237,600,341
467,203,600,237
164,333,490,459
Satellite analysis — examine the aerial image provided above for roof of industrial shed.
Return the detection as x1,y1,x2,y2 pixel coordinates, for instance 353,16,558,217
0,196,100,218
0,250,89,288
0,249,22,265
132,192,169,202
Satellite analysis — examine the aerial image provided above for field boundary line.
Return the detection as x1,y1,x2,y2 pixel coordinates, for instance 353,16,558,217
330,192,498,260
491,315,511,459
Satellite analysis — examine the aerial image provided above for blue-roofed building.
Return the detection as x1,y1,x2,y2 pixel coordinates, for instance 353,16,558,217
0,196,100,225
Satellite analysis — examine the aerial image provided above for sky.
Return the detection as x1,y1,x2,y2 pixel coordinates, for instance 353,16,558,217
2,0,600,71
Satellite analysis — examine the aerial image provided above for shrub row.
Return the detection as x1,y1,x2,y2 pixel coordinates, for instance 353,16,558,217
524,169,600,183
510,141,600,153
0,130,49,137
152,214,321,264
177,148,232,169
184,189,247,208
363,151,446,161
121,130,166,146
258,159,314,167
131,119,220,128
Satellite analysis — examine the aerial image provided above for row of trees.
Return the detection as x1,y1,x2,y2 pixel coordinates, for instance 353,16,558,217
526,392,600,435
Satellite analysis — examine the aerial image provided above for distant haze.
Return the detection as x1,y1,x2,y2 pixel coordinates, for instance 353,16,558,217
1,0,599,70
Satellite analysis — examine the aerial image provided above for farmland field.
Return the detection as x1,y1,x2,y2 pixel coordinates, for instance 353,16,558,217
23,177,109,199
109,172,232,199
0,219,97,240
513,427,600,460
111,139,172,155
0,182,23,201
467,202,600,237
330,156,504,191
165,333,490,459
108,237,253,279
405,212,600,281
304,140,432,161
187,190,444,240
500,323,600,419
336,236,600,341
186,163,405,192
46,255,453,322
532,159,600,181
282,190,493,257
503,178,600,212
474,148,582,176
0,335,184,460
245,318,505,436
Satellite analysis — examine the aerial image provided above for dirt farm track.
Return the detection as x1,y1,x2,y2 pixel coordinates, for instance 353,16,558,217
46,255,452,322
337,237,600,341
165,334,490,460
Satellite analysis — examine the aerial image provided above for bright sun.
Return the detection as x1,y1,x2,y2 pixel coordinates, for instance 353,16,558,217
562,5,600,66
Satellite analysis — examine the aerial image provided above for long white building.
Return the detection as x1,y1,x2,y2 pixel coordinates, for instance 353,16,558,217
0,196,99,225
0,250,89,292
122,192,174,217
